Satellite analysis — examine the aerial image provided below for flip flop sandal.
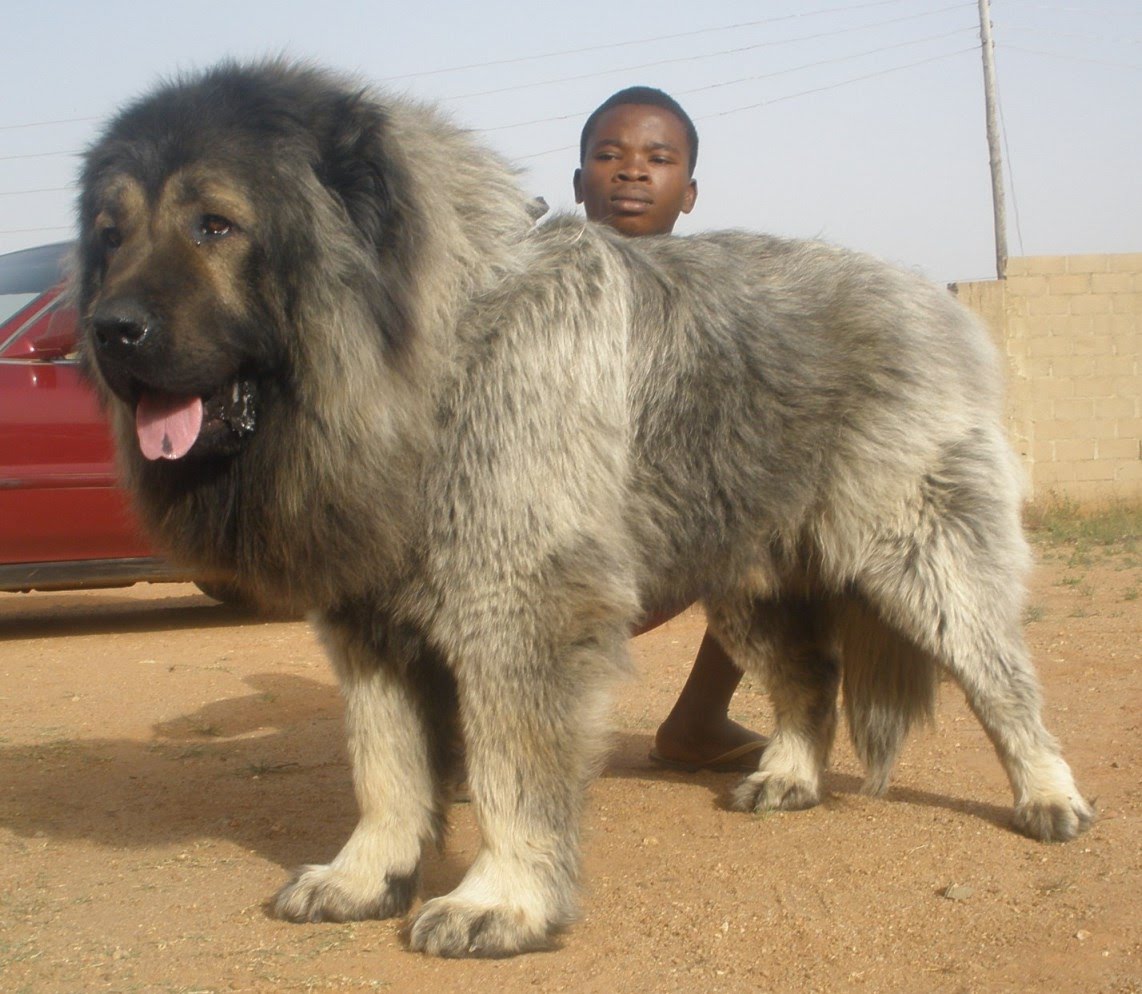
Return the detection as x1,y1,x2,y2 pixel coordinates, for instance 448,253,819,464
648,738,766,773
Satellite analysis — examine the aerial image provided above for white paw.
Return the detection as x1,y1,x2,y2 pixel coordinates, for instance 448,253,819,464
731,770,821,813
274,862,416,922
1013,794,1095,842
407,894,558,958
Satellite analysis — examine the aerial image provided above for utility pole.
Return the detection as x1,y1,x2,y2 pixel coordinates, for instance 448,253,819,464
978,0,1008,278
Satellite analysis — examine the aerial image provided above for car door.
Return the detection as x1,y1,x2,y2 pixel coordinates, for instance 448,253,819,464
0,284,154,567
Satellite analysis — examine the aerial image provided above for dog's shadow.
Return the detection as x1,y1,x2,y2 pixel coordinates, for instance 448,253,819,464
1,671,354,869
602,730,1014,832
2,678,1014,883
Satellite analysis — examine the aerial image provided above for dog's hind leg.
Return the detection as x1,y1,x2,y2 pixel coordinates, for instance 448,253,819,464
708,597,841,814
275,617,457,923
853,441,1094,841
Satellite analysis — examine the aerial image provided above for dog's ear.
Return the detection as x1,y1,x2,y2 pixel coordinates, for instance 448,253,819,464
310,91,420,353
315,92,407,254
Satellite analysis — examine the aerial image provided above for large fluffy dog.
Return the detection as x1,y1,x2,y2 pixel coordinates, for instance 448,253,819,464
77,61,1092,956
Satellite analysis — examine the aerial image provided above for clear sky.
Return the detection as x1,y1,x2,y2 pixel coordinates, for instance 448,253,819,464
1,0,1138,283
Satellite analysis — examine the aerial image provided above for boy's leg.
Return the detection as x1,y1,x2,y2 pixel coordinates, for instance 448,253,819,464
651,629,766,771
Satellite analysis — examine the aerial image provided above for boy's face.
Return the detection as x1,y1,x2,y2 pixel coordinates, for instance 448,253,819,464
574,103,697,237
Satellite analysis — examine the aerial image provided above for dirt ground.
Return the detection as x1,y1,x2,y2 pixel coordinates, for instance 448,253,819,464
1,530,1138,994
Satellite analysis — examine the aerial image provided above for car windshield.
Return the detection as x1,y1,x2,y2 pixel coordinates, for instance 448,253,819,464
0,242,71,324
0,293,40,325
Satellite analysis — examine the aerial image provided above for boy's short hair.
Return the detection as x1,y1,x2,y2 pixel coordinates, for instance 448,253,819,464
579,86,699,175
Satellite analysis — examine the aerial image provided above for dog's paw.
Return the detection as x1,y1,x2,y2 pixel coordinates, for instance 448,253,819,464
274,863,416,923
406,895,557,958
731,770,820,814
1013,794,1095,843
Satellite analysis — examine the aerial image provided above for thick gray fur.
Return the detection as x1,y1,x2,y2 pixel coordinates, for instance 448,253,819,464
76,61,1093,958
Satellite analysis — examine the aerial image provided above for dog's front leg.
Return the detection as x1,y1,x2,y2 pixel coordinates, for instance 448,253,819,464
275,617,447,923
407,623,626,957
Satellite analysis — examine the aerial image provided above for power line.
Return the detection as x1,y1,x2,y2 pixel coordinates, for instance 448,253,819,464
492,39,977,136
380,0,954,82
0,115,99,133
2,23,976,168
0,149,81,163
996,88,1025,256
701,47,977,118
1001,0,1142,19
0,32,977,199
0,187,71,198
3,44,978,209
1001,44,1142,71
0,3,978,134
516,46,976,161
1006,25,1142,46
678,28,975,99
444,16,976,102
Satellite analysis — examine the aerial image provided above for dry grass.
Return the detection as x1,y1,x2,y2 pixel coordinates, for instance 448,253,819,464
1025,495,1141,566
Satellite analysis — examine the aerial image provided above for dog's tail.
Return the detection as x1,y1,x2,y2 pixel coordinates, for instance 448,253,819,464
837,598,938,795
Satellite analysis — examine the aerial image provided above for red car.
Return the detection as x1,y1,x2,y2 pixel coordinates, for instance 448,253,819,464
0,241,240,604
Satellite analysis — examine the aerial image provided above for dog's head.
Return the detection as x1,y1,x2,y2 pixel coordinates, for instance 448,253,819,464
77,60,417,464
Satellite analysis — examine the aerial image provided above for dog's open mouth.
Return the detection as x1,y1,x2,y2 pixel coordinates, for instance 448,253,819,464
135,379,257,461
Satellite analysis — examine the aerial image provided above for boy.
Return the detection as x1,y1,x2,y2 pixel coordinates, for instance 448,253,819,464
574,86,697,238
574,88,765,771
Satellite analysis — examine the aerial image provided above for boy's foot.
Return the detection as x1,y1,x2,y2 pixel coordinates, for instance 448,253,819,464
649,717,766,772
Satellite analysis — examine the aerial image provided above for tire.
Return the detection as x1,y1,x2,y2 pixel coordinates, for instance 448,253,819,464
194,578,257,610
195,578,302,619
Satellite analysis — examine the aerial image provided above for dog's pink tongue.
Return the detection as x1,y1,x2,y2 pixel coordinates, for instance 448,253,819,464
135,392,204,461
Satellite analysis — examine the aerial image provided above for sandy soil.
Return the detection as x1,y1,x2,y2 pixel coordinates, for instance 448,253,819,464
1,533,1138,993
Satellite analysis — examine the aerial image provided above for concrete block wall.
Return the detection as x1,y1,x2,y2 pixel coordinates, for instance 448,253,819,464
952,253,1141,505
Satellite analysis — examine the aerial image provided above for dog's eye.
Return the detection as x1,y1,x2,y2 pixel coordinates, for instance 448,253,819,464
101,226,122,249
198,214,235,239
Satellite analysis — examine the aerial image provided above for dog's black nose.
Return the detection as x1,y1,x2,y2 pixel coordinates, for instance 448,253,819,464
92,301,156,356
